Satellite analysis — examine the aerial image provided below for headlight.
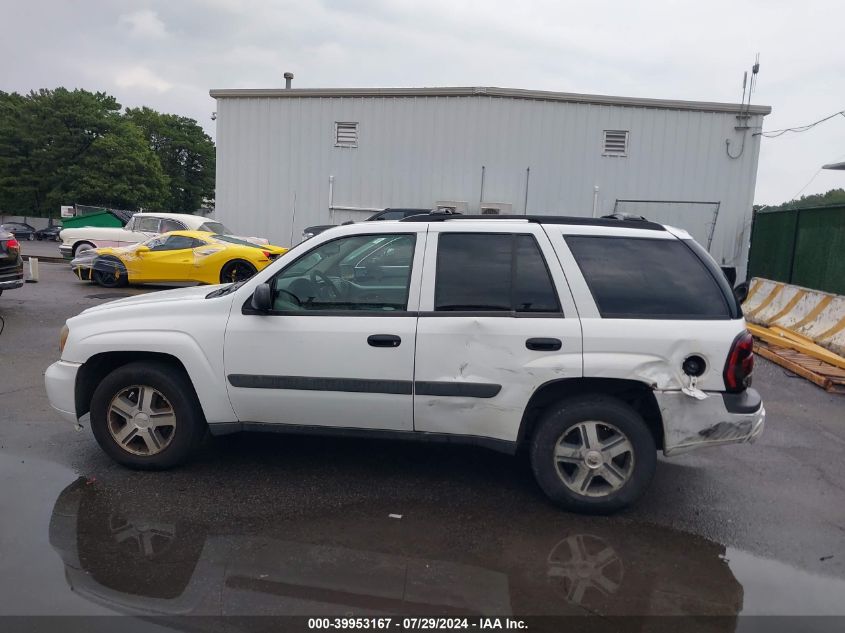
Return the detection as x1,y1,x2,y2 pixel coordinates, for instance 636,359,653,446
60,323,69,353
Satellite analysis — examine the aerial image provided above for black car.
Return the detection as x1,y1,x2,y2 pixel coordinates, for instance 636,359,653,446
301,208,439,241
35,225,62,241
0,230,24,296
0,222,36,241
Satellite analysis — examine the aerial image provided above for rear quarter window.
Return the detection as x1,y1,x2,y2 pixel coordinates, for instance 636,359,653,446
565,236,731,319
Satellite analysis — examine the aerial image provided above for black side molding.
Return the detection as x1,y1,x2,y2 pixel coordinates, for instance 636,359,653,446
228,374,413,395
227,375,502,399
722,388,762,414
415,381,502,398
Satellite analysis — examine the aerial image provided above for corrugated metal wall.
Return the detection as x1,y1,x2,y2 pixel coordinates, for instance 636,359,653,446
749,205,845,294
214,95,764,276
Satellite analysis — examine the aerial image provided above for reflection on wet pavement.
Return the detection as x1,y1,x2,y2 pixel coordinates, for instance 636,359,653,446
1,450,843,623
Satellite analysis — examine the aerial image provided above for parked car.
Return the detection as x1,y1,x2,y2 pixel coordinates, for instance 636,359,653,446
0,230,24,296
70,231,288,288
301,208,436,241
58,212,269,259
0,222,36,241
35,225,62,241
45,215,764,513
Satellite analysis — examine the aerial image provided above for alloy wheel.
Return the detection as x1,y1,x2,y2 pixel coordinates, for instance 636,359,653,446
553,421,635,498
107,385,177,456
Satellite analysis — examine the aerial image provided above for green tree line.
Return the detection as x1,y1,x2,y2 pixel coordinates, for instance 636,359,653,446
756,188,845,212
0,88,214,217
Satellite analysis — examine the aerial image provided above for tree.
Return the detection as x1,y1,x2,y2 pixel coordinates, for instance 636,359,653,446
756,188,845,212
66,121,168,211
125,107,215,213
0,88,179,216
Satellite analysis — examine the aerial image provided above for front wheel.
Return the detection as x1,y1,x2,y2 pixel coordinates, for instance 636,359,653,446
530,395,656,514
219,259,257,284
92,257,128,288
89,362,206,469
27,233,34,241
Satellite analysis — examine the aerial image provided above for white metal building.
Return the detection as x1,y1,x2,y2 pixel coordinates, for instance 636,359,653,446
210,86,770,278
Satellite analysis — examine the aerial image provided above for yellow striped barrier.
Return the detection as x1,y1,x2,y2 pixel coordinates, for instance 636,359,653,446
742,278,845,358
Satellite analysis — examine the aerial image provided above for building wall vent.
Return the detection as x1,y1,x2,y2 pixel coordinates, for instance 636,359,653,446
335,122,359,148
602,130,629,156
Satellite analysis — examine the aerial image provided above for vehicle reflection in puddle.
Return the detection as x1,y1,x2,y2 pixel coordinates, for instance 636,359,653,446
49,477,745,619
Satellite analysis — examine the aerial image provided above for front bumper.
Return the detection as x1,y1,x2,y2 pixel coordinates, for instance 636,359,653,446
45,360,82,423
60,244,74,260
657,388,766,456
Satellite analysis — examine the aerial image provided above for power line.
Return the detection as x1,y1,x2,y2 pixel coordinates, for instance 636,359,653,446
756,110,845,138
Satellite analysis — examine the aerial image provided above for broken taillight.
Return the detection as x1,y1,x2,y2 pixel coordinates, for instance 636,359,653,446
723,330,754,392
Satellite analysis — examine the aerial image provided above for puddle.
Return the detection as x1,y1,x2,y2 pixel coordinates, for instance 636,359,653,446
0,451,843,619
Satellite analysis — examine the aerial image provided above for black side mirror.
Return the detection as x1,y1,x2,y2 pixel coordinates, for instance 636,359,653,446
251,283,272,312
733,282,749,305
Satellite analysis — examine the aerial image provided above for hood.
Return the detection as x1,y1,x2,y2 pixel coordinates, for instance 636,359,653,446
78,284,228,315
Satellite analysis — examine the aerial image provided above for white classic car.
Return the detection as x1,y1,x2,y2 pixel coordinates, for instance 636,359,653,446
58,212,268,259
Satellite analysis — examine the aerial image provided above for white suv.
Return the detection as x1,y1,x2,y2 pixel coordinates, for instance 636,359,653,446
45,216,764,513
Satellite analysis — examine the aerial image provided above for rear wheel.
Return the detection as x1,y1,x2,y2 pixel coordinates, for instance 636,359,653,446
27,233,34,241
92,256,128,288
89,362,206,469
219,259,257,284
530,395,656,514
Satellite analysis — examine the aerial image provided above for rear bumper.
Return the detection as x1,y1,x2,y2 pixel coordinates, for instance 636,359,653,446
60,244,73,260
0,263,24,290
657,388,765,456
45,360,81,423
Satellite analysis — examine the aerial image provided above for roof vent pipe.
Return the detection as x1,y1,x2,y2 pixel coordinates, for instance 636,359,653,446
284,72,294,89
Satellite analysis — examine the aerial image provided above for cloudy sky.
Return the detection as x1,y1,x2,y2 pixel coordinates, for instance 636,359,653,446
3,0,844,204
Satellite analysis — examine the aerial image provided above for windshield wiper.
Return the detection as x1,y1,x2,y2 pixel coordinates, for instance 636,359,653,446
206,280,245,299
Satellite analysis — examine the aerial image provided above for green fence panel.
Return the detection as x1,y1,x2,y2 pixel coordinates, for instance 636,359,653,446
748,209,798,283
749,205,845,294
791,207,845,295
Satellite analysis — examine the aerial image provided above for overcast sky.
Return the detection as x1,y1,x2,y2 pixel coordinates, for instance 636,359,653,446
3,0,844,204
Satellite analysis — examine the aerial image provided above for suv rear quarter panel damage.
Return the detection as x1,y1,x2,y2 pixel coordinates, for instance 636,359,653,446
656,391,765,455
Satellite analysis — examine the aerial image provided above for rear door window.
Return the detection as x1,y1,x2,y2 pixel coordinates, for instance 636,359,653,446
434,233,560,313
565,236,730,319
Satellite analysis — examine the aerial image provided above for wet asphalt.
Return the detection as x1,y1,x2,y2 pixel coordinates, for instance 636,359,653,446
0,264,844,622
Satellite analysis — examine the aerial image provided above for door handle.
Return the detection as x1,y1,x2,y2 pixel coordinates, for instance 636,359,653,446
368,334,401,348
526,338,562,351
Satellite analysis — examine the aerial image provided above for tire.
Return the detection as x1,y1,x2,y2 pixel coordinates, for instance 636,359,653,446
27,233,34,241
89,361,206,470
72,241,96,257
36,235,43,241
530,395,656,514
92,257,128,288
219,259,257,284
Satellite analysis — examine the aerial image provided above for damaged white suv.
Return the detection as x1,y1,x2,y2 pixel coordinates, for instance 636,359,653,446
45,215,764,513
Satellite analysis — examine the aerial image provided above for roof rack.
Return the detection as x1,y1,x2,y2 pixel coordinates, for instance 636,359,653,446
399,214,666,231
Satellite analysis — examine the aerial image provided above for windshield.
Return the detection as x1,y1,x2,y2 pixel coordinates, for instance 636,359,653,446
199,221,233,234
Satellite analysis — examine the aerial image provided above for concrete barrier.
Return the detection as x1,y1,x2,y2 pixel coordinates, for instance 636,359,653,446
742,278,845,358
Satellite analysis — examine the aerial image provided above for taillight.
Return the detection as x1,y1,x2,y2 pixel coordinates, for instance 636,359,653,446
723,330,754,392
7,238,20,251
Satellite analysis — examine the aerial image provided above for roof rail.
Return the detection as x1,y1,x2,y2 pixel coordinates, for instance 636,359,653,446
399,214,666,231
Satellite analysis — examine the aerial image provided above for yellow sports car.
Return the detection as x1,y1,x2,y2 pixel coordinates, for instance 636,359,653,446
71,230,288,287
